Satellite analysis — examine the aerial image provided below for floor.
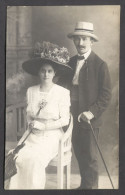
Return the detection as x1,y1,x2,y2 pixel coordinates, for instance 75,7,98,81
46,174,118,189
4,173,118,190
4,142,118,190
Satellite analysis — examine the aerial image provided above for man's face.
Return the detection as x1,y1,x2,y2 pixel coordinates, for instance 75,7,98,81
73,35,93,55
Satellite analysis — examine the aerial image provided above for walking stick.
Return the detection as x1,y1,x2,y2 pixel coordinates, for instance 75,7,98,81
88,120,115,189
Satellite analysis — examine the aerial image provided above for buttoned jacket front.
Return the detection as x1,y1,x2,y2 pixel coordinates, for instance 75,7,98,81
69,51,112,128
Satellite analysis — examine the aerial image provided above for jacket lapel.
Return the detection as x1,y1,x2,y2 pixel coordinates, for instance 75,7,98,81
71,55,77,72
86,51,96,67
80,51,96,71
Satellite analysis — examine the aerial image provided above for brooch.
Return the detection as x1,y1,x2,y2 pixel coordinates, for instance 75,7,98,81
39,99,48,109
36,99,47,116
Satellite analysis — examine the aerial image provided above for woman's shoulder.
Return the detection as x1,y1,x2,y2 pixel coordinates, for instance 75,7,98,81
54,84,70,94
27,85,39,92
54,84,70,104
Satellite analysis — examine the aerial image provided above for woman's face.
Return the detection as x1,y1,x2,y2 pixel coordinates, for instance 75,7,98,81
39,64,56,83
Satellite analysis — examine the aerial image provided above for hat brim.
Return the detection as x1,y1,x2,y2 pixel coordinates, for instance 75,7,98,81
67,31,99,42
22,57,72,76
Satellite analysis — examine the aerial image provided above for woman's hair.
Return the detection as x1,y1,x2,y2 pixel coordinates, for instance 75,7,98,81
38,62,58,75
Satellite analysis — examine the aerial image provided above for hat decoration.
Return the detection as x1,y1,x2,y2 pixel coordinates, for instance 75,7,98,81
22,41,72,76
33,41,70,64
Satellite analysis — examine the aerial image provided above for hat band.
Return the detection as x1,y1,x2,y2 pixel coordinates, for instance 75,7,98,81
75,28,94,34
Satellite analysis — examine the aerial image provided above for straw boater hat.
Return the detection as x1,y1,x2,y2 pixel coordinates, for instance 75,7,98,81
67,22,99,42
22,41,72,76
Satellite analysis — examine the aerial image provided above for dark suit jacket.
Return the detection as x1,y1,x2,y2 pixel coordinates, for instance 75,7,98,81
68,51,112,128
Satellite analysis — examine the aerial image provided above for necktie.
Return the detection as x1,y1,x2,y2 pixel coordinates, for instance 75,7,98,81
77,55,85,60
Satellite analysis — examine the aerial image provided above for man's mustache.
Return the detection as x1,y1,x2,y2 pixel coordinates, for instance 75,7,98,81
77,46,86,48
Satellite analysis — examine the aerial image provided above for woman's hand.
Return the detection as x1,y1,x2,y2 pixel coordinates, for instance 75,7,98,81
31,121,45,134
8,149,14,155
32,128,42,134
34,121,45,130
29,121,35,129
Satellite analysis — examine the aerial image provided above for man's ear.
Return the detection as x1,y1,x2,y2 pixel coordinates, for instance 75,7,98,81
91,38,94,45
54,71,57,76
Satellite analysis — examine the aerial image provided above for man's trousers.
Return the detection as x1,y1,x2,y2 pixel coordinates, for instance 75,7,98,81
71,101,99,189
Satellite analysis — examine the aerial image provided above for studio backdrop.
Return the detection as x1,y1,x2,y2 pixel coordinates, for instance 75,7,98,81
6,6,120,189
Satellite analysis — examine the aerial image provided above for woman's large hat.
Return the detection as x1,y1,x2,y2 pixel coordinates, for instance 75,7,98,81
67,22,99,42
22,41,72,76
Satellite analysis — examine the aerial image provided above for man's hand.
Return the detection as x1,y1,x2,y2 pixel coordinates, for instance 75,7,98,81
78,111,94,123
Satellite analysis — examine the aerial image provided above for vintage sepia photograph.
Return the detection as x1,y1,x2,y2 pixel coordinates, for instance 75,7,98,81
5,6,119,190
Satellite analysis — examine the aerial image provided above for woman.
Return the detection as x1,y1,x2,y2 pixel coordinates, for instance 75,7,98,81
9,41,72,189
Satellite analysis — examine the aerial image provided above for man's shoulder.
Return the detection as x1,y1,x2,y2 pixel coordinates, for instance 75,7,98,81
68,55,77,69
69,52,106,63
91,51,106,65
69,55,77,63
89,52,109,74
70,55,77,60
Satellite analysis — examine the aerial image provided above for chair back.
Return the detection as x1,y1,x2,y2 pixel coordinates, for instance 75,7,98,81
6,102,27,142
61,114,73,150
57,114,73,165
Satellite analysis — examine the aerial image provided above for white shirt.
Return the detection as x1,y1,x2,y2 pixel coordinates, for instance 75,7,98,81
72,49,91,85
71,49,94,121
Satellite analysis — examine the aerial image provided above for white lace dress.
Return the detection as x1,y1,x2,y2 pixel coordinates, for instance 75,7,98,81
9,84,70,189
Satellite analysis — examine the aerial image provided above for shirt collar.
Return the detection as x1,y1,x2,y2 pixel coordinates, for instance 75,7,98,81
78,48,91,60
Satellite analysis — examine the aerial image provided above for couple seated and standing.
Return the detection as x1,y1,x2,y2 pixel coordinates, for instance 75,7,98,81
8,22,111,189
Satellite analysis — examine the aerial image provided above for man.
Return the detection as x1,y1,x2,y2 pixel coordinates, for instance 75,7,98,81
67,22,111,189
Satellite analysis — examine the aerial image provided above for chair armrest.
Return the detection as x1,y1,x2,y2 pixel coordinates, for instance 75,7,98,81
61,130,72,143
60,114,73,143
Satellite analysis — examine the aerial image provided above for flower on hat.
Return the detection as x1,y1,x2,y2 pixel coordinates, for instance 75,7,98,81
32,41,70,65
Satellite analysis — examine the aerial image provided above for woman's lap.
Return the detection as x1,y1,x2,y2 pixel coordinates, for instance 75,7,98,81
16,129,62,167
9,129,62,189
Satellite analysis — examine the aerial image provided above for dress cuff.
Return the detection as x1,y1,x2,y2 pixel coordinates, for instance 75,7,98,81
78,113,82,122
33,121,45,131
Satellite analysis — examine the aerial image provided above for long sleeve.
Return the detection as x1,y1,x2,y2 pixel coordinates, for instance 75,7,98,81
89,62,112,118
46,90,70,130
26,87,35,122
